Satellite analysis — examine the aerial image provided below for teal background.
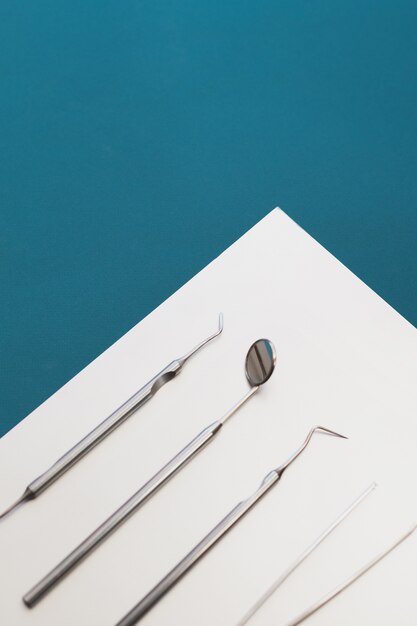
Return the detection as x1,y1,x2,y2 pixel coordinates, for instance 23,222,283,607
1,1,416,437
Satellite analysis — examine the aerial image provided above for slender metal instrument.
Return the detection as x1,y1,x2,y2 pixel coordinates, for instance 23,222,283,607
113,425,347,626
236,482,377,625
282,523,417,626
23,338,277,608
1,314,224,521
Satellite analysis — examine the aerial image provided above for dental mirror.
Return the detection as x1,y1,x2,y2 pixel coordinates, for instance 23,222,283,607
246,339,276,386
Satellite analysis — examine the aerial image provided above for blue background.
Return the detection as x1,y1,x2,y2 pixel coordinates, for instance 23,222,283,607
1,1,416,437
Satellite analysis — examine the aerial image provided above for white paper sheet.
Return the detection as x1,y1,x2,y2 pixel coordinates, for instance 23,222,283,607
1,208,416,625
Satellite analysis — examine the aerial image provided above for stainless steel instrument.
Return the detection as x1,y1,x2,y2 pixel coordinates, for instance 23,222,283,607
1,314,223,520
237,482,377,625
281,523,417,626
113,425,347,626
23,338,277,608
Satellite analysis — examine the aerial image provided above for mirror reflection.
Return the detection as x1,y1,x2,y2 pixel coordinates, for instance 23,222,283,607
245,339,276,386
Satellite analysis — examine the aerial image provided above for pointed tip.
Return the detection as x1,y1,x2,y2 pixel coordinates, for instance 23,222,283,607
218,312,224,333
316,426,348,440
276,425,348,474
0,490,30,520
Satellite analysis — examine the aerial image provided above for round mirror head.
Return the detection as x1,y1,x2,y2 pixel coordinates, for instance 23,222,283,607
245,339,276,386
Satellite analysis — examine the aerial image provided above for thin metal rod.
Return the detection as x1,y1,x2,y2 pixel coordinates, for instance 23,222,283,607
236,482,377,625
113,426,347,626
0,489,33,521
220,386,259,425
282,523,417,626
0,315,223,521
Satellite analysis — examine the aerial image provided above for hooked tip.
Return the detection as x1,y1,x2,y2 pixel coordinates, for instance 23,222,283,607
314,426,348,440
276,424,348,475
178,312,224,366
218,312,224,334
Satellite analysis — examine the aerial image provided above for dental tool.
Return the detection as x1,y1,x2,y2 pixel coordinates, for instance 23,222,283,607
1,314,223,521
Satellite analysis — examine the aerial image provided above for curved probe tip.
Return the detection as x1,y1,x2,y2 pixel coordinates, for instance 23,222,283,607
178,313,224,366
277,425,348,474
315,425,348,440
218,312,224,333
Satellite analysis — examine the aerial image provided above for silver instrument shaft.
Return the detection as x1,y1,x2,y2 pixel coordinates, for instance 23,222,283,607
23,420,222,607
0,314,223,520
116,472,279,626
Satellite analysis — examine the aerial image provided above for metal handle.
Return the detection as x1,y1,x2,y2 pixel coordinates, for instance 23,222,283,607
116,471,279,626
23,419,222,608
1,315,224,522
27,361,182,497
